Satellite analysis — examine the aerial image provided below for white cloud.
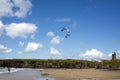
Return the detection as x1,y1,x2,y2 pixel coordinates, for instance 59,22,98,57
13,0,32,18
54,18,71,22
0,0,13,18
0,21,3,30
0,21,6,44
0,44,12,53
108,53,112,57
25,42,43,53
5,22,37,38
46,32,55,37
0,0,32,18
18,51,23,54
50,47,61,56
79,49,104,60
0,21,4,36
117,50,120,54
19,41,24,47
50,36,63,45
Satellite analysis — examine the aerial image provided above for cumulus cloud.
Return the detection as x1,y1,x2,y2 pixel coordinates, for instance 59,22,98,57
50,47,61,56
25,42,43,53
0,44,12,53
0,21,4,36
0,21,6,44
5,22,37,38
117,50,120,54
54,18,71,22
108,53,112,57
0,0,32,18
79,49,104,61
18,51,23,54
50,36,63,45
0,21,3,30
46,32,55,37
19,41,24,47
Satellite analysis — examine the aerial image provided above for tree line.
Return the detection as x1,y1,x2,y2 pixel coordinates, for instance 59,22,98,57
0,59,120,70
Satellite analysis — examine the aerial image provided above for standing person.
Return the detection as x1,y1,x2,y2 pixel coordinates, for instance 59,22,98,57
8,68,10,72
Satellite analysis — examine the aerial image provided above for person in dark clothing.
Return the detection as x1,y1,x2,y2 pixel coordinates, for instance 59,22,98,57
8,68,10,72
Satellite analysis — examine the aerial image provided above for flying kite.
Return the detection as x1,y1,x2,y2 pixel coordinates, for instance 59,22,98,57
61,27,70,38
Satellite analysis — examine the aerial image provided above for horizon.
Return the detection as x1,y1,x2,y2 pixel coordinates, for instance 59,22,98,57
0,0,120,61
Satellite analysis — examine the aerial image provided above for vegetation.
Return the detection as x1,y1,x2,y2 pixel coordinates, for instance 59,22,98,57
0,59,120,70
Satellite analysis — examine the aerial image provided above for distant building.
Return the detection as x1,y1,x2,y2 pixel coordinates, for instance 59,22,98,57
112,52,116,60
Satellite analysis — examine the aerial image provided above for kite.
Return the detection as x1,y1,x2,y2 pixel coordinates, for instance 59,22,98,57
61,27,70,38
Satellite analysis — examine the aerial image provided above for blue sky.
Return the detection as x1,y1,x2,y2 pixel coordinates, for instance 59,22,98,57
0,0,120,60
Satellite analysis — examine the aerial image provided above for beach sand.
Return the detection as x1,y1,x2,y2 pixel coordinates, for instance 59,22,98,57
42,69,120,80
0,70,40,80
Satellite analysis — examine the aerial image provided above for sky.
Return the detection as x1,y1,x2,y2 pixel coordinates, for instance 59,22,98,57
0,0,120,61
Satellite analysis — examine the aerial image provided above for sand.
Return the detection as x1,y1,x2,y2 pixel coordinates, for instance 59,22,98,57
42,69,120,80
1,69,120,80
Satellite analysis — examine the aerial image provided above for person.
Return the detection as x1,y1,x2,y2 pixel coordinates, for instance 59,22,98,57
8,68,10,72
